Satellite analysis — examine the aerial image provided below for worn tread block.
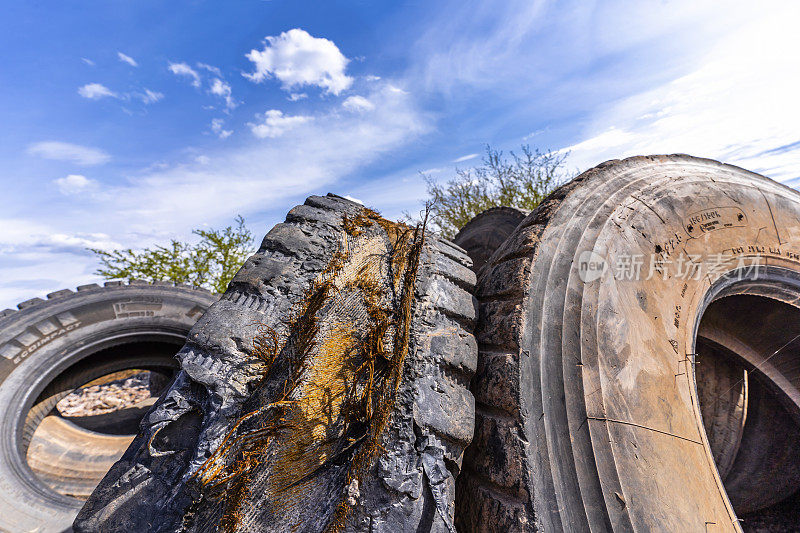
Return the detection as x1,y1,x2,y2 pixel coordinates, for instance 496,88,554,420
423,326,478,376
304,194,361,213
477,257,531,299
417,276,477,327
415,373,475,446
483,225,542,269
228,254,295,296
433,253,477,290
432,239,472,268
259,223,322,257
471,352,520,416
463,412,528,499
285,204,342,227
18,297,45,310
46,289,74,299
475,300,523,350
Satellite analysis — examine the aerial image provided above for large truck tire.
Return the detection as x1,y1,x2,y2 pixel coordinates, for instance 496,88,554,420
0,282,217,532
74,194,478,533
453,206,530,272
455,155,800,532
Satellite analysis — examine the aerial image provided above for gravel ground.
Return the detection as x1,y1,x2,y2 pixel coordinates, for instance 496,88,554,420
57,372,157,417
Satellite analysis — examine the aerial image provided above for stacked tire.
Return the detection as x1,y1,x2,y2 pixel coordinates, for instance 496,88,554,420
4,155,800,532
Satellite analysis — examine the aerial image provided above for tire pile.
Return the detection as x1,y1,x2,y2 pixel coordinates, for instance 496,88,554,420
1,155,799,532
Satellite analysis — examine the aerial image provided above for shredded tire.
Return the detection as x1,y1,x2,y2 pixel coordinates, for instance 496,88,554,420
74,194,478,533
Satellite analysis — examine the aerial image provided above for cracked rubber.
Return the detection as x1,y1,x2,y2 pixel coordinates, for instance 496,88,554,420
0,282,216,533
74,194,478,533
455,155,800,532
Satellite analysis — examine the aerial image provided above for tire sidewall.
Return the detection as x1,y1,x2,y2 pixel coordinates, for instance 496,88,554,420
0,284,215,532
522,156,800,532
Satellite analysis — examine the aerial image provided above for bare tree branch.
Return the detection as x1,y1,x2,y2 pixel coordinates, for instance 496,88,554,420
412,145,570,238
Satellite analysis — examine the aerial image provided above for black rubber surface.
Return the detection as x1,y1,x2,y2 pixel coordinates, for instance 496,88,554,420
453,206,529,272
74,194,478,533
0,282,216,532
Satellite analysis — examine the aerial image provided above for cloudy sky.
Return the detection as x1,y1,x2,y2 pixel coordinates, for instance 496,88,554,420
2,1,800,308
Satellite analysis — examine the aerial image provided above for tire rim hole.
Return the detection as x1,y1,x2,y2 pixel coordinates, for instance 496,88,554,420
697,293,800,524
23,341,180,501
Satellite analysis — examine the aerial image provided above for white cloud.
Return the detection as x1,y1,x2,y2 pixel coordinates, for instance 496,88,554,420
54,174,96,195
137,89,164,104
385,84,407,95
42,233,121,253
168,62,201,88
420,167,445,175
197,62,221,76
117,52,138,67
81,57,95,66
79,84,162,106
564,127,634,155
365,75,381,82
248,109,312,139
405,0,800,184
44,232,120,252
523,128,546,140
78,83,117,99
211,118,233,139
209,78,235,110
111,83,425,229
0,220,118,255
561,4,800,183
342,95,375,112
28,141,111,166
413,0,731,96
0,223,122,308
452,153,478,163
195,155,210,165
2,82,428,308
244,28,353,95
118,85,420,225
288,92,307,101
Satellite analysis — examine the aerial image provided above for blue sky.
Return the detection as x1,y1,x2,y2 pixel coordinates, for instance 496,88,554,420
2,0,800,308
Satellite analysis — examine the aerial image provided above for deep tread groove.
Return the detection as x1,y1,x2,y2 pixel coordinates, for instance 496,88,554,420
455,168,609,530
